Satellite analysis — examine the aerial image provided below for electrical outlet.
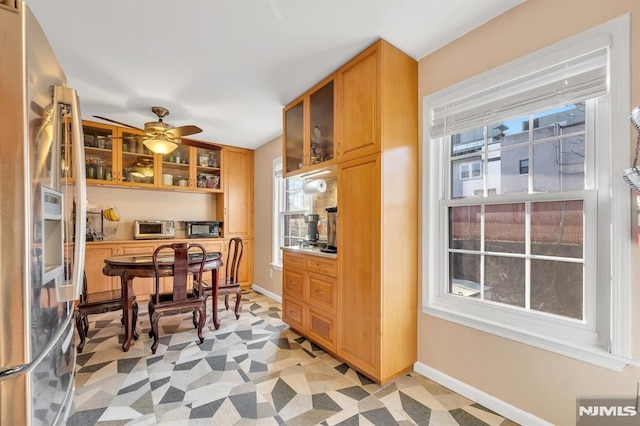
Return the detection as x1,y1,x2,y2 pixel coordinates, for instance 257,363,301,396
269,269,273,278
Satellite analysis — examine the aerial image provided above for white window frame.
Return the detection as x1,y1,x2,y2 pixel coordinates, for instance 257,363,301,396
272,157,312,268
271,157,284,268
421,15,633,371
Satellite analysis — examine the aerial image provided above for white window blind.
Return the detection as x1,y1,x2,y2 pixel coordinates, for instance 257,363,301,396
430,47,608,137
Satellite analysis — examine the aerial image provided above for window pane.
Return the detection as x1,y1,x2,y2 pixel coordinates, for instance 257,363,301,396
451,128,484,158
484,256,525,308
532,137,585,193
488,145,529,196
283,213,306,246
532,103,586,141
531,201,583,258
488,115,530,149
531,259,583,320
449,253,481,298
485,203,525,254
449,206,481,250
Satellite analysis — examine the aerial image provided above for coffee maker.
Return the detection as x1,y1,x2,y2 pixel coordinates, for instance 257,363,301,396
321,206,337,253
304,213,319,245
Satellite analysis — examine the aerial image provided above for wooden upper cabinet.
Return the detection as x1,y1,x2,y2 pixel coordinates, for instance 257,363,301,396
283,97,305,176
283,74,336,178
82,121,118,184
217,146,253,239
336,43,379,162
117,127,157,188
337,39,418,163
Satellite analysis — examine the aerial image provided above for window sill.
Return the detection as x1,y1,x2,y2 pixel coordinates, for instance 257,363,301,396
270,262,282,271
423,301,636,372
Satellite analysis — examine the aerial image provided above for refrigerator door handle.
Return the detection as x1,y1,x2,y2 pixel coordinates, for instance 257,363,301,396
52,85,86,300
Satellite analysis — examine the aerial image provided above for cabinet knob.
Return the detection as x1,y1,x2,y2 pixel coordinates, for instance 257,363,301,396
316,290,325,295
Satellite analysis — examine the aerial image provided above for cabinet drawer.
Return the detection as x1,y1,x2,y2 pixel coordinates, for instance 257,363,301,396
283,296,305,331
307,271,336,313
283,251,305,268
307,308,336,351
283,268,304,298
305,256,336,277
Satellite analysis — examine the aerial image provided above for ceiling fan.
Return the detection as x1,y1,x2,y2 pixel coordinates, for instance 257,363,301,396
93,106,212,154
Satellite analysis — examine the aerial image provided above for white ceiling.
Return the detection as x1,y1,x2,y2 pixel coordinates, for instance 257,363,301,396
26,0,523,150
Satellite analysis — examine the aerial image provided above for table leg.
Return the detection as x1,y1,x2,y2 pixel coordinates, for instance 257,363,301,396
122,272,134,352
212,266,220,330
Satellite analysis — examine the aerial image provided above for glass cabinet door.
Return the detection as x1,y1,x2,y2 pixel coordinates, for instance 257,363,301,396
82,122,116,184
159,145,190,188
284,99,305,176
193,145,222,191
309,79,335,167
118,129,156,187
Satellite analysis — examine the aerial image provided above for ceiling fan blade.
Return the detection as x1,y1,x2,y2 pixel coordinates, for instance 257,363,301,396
181,138,219,150
168,125,202,137
93,115,145,132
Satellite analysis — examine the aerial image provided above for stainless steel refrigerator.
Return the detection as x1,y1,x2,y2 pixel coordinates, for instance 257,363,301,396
0,2,87,424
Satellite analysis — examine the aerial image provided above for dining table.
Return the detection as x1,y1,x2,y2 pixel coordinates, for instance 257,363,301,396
103,251,223,352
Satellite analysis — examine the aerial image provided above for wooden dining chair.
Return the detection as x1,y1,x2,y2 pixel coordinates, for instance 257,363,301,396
193,237,243,329
148,242,207,354
75,270,138,353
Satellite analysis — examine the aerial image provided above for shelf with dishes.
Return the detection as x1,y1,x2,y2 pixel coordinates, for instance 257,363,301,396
81,120,222,192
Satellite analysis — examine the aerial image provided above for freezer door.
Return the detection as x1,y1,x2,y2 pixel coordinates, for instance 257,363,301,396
0,319,76,425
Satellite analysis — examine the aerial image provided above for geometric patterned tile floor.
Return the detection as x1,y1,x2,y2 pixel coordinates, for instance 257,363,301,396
68,290,520,425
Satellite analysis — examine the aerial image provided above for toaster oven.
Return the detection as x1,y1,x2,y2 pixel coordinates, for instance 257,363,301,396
133,220,175,239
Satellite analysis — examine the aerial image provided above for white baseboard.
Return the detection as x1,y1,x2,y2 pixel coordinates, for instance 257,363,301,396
251,284,282,303
413,362,552,426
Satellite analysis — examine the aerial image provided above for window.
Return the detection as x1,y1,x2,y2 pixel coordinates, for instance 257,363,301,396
272,157,311,267
458,160,482,180
422,16,632,370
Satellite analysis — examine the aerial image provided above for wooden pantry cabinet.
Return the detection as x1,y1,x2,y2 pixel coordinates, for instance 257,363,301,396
282,250,337,352
216,146,254,239
336,40,418,383
282,38,418,383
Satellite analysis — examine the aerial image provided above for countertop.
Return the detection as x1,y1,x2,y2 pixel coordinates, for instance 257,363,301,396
281,245,337,259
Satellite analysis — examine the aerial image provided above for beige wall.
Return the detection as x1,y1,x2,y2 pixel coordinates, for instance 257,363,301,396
253,136,283,297
418,0,640,424
85,186,216,240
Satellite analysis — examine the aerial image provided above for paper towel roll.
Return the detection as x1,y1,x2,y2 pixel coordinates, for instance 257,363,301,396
302,179,327,194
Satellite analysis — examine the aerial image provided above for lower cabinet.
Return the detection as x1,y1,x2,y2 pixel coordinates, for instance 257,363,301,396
282,250,337,352
84,244,118,293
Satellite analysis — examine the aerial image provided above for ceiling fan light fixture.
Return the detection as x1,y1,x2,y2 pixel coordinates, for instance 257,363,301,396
143,137,178,154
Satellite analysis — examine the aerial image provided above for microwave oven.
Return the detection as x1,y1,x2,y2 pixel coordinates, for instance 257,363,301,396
185,221,222,238
133,220,175,240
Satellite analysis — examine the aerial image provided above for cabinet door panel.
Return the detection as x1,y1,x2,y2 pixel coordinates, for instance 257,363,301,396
283,296,305,331
338,46,379,161
307,307,335,352
307,271,335,313
84,245,118,294
283,268,304,299
337,154,380,371
219,147,253,239
284,99,305,176
305,256,336,277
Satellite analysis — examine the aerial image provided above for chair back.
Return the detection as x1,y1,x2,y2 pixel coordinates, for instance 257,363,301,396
153,242,207,302
224,238,244,285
